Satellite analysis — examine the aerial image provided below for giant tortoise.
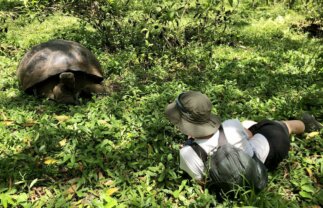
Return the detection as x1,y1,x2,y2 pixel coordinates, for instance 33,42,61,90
17,39,105,104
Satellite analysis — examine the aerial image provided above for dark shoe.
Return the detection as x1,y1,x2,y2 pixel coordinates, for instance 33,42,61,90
301,113,323,132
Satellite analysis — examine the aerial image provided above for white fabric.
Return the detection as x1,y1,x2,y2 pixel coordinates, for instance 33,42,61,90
179,131,219,180
222,119,254,157
242,120,257,129
241,120,270,163
248,133,270,163
179,119,270,180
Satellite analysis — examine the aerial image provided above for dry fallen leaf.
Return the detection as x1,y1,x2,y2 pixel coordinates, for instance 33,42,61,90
98,171,104,179
66,184,77,195
1,120,14,126
98,120,108,125
22,119,37,127
138,176,146,181
100,179,114,186
59,138,67,147
44,157,58,165
306,131,319,139
106,187,119,196
78,162,84,172
54,115,70,123
306,167,313,177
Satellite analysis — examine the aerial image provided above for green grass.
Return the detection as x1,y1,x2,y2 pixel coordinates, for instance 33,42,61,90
0,0,322,207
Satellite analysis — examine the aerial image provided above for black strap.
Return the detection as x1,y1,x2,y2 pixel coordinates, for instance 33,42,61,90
190,126,226,163
218,125,227,146
190,142,208,162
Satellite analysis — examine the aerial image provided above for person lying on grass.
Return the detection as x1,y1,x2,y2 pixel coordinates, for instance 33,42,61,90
165,91,322,184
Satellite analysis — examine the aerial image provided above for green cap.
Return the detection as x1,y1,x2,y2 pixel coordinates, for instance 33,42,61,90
165,91,221,138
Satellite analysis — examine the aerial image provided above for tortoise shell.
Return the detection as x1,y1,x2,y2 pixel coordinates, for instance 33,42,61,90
17,39,103,93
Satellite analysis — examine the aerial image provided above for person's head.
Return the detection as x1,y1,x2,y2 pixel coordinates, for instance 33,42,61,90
165,91,221,138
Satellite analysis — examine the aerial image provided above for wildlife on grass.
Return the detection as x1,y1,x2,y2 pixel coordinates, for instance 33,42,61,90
17,39,106,104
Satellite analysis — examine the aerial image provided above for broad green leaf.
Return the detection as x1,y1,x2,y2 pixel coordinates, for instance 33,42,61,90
158,171,166,182
173,190,180,198
178,180,187,192
301,177,310,186
0,193,15,208
105,195,118,208
299,191,313,199
167,153,173,161
29,179,38,190
301,184,315,193
148,144,153,155
316,190,323,205
14,193,28,203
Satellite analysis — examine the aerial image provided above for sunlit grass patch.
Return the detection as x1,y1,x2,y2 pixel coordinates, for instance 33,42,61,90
6,13,80,50
211,45,258,61
237,9,308,48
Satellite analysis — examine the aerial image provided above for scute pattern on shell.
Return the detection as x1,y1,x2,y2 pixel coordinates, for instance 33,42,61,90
17,39,103,91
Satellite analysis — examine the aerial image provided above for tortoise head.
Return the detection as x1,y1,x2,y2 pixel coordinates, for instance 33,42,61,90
53,72,79,104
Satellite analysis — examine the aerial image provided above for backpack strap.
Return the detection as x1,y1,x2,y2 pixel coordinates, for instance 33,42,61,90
190,142,208,163
190,125,225,163
218,125,227,146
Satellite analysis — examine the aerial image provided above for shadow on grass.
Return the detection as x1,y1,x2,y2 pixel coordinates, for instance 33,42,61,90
0,90,179,190
0,0,23,12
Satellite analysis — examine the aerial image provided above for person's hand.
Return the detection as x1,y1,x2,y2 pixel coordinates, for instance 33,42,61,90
180,136,194,148
244,128,254,139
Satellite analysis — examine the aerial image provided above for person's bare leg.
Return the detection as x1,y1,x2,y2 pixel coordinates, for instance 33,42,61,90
282,120,305,135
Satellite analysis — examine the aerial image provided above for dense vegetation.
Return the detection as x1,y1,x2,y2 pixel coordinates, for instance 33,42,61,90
0,0,322,207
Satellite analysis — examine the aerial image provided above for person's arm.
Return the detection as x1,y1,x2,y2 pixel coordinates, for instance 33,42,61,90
222,119,254,156
242,120,257,139
248,133,270,163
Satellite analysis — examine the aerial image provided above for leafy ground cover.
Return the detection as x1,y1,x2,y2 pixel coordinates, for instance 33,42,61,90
0,0,322,207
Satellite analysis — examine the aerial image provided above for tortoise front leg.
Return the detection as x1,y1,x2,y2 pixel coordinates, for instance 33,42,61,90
81,83,106,97
32,78,57,100
53,83,79,104
52,72,79,104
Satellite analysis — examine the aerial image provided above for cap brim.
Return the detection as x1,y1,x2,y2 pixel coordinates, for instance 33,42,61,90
165,102,221,138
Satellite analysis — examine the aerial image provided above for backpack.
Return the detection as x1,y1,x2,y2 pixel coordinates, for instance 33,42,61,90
190,126,268,194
